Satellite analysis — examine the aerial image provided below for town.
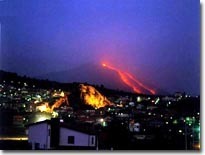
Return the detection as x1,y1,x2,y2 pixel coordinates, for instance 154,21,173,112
0,70,200,150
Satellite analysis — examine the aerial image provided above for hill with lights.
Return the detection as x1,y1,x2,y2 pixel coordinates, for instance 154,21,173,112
0,70,148,111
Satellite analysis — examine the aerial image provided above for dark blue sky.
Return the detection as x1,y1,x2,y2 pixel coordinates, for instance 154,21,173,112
0,0,200,95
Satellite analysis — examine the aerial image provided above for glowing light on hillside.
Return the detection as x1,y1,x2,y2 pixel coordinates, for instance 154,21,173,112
102,63,106,67
102,63,142,93
36,91,69,113
125,73,155,94
80,84,113,109
118,71,141,93
36,103,51,112
53,91,65,97
102,63,156,95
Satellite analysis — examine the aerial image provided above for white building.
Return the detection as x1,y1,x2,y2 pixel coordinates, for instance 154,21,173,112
27,119,96,150
129,122,140,132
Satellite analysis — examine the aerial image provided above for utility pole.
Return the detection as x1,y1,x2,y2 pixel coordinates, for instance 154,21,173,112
185,123,187,150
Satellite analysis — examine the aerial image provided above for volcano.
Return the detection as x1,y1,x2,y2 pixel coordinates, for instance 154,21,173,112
37,63,131,91
37,63,160,95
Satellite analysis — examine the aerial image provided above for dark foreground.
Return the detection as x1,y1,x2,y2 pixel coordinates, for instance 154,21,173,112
0,140,200,150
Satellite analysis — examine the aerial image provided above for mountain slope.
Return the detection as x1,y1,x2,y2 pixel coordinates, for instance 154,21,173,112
37,63,167,95
37,63,132,92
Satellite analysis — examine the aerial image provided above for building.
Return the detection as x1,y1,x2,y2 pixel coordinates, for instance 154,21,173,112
27,119,96,150
129,120,140,132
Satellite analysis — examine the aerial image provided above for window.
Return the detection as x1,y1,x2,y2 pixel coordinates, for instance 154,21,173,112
34,143,40,149
91,137,94,145
68,136,75,144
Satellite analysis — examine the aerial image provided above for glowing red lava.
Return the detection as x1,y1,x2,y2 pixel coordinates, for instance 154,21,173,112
102,63,156,95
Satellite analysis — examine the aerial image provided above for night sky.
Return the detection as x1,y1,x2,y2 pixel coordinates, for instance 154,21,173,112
0,0,200,95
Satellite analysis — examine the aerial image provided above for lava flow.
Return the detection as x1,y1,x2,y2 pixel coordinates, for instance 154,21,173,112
125,73,156,94
102,63,142,94
102,63,156,95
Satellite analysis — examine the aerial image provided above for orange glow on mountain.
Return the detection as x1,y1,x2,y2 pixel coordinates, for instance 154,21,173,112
102,63,142,93
102,63,106,67
51,95,69,111
36,92,69,113
118,70,142,94
125,73,156,95
80,84,113,109
102,63,156,95
36,102,51,113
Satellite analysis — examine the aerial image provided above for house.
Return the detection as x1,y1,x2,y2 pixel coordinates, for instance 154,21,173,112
129,120,140,132
129,122,140,132
27,118,96,150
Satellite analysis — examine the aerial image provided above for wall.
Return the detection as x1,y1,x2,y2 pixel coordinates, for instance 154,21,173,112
59,127,95,147
28,123,50,149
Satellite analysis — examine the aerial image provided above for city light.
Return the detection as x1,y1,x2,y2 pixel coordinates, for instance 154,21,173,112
173,120,178,124
36,116,50,122
99,118,104,122
137,96,142,102
0,137,28,141
155,98,160,104
193,144,200,150
60,119,64,122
